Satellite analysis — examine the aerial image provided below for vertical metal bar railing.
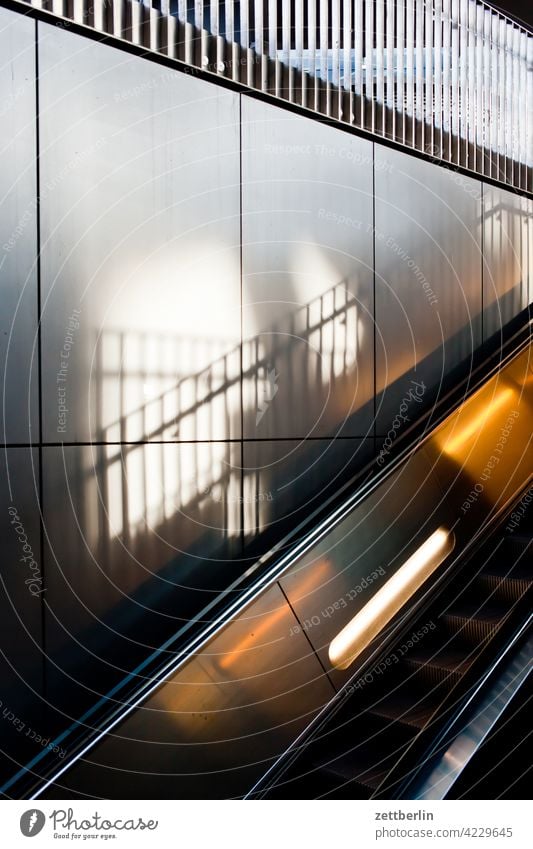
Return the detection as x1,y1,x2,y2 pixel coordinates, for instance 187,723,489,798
353,0,363,127
364,0,374,133
375,0,384,136
385,0,394,142
425,0,433,155
467,0,476,171
320,0,330,115
406,0,415,147
19,0,533,192
415,0,424,151
332,0,340,117
343,0,353,123
396,0,405,145
441,0,451,162
475,2,484,176
434,0,443,161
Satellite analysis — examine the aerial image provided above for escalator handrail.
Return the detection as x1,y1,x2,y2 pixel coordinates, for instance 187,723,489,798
400,611,533,800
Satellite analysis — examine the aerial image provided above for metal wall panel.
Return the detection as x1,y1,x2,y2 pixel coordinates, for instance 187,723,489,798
40,582,334,799
242,437,375,547
483,185,527,341
0,447,43,784
424,346,533,534
522,199,533,304
38,23,241,444
42,442,241,715
374,144,483,434
241,96,375,440
0,9,38,443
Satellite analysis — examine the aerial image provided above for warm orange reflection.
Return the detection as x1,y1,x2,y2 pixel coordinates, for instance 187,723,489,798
439,387,515,457
219,560,331,670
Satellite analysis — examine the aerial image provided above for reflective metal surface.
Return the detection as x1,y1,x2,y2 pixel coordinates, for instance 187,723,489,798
527,197,533,304
483,185,528,340
425,346,533,526
42,442,242,716
40,583,334,799
278,448,453,688
39,23,241,444
374,144,483,434
0,448,43,783
1,2,532,799
242,437,375,545
34,334,533,799
0,8,38,443
242,96,375,439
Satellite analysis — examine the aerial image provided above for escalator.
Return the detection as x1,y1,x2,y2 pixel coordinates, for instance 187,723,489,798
253,499,532,799
444,661,532,800
3,316,532,800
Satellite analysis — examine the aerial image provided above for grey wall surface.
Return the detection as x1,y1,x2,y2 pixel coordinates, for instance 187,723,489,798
0,447,43,781
0,9,38,443
38,25,241,445
42,441,242,709
242,97,375,440
483,185,528,340
374,146,483,434
0,5,532,790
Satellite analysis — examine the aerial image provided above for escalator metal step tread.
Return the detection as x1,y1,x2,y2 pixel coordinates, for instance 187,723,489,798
443,599,505,641
404,645,475,684
477,571,532,601
481,551,533,580
305,710,419,795
312,771,380,799
309,712,417,767
321,751,396,791
368,684,446,729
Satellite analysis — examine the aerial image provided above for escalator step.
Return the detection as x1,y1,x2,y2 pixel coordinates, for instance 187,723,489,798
311,708,416,761
443,602,504,644
404,645,475,687
477,570,532,603
495,534,533,562
320,747,401,793
368,681,448,729
303,710,418,798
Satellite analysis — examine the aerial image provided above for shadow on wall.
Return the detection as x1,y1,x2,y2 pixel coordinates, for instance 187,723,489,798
41,280,377,731
41,289,530,735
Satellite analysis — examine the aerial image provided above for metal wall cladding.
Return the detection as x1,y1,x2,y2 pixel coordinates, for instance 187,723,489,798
424,345,533,534
42,442,242,713
38,23,241,445
0,9,38,443
278,448,452,689
40,582,334,800
0,448,44,784
374,145,483,435
241,96,375,441
525,196,533,305
483,185,528,341
242,437,375,546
